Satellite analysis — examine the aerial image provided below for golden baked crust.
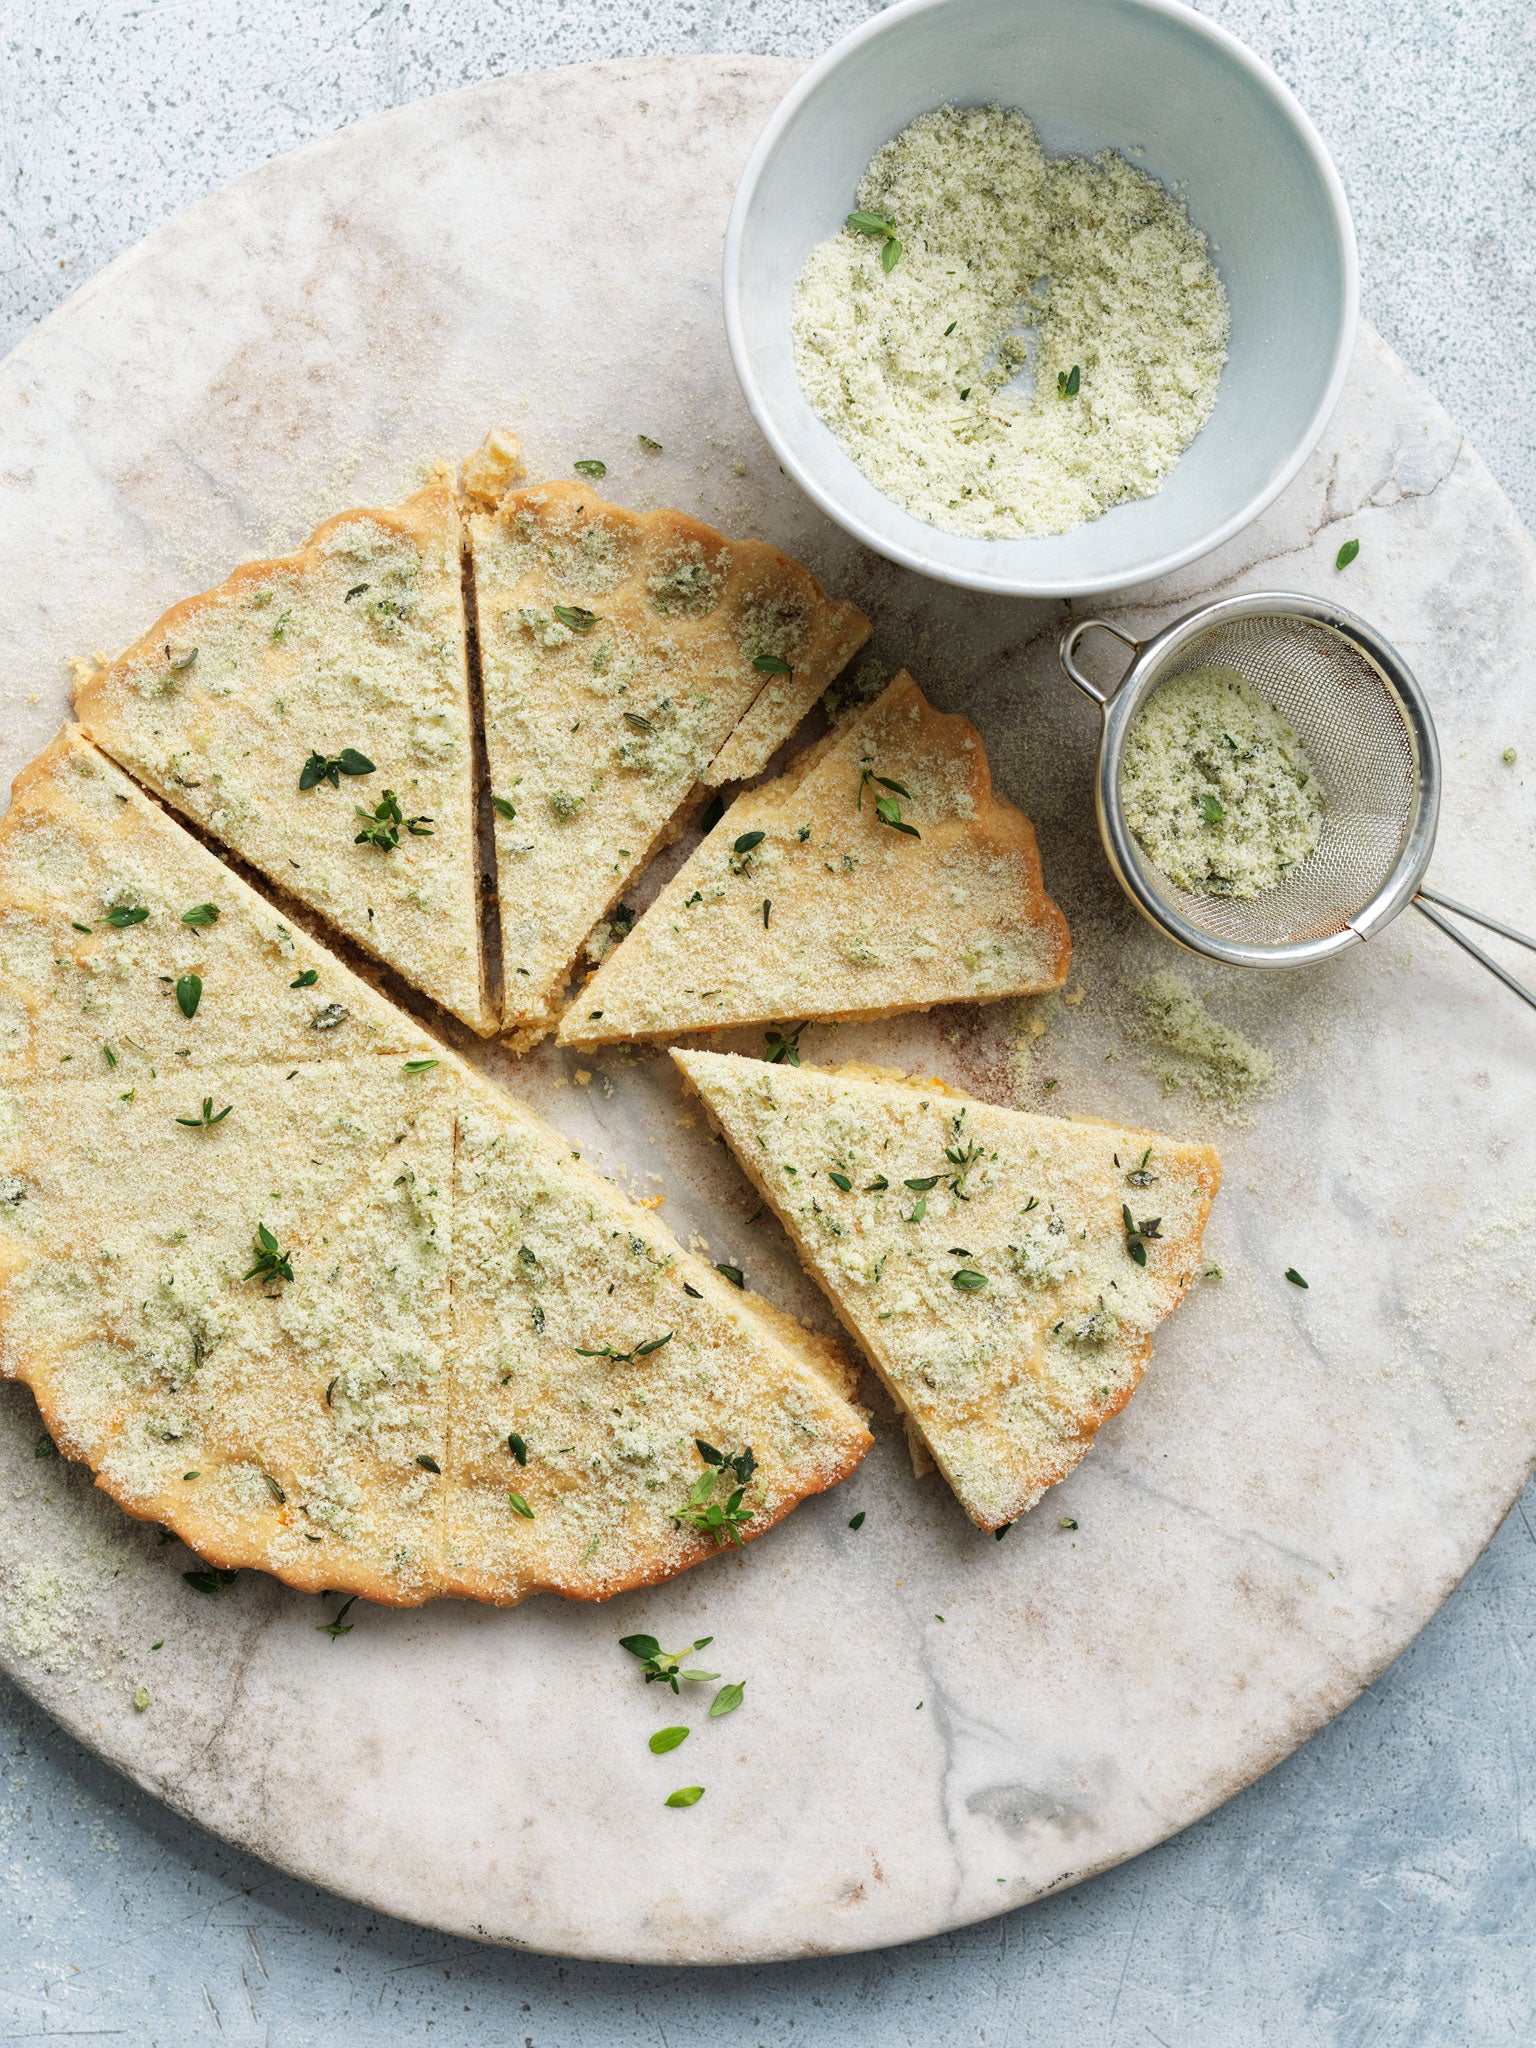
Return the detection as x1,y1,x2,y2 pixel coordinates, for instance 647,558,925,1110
469,478,869,1042
72,484,494,1034
0,735,870,1606
560,672,1070,1046
674,1050,1219,1530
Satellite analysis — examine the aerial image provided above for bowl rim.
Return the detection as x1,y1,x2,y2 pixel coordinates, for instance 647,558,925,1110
722,0,1361,599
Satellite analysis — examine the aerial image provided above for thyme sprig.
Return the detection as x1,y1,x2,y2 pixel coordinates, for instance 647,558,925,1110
575,1331,673,1364
175,1096,231,1130
300,747,375,791
857,767,920,838
676,1443,756,1548
764,1020,808,1066
1122,1204,1163,1267
619,1633,719,1692
243,1222,294,1285
354,790,433,849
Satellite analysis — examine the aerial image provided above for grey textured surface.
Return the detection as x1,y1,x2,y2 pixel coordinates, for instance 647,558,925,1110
1,2,1533,2041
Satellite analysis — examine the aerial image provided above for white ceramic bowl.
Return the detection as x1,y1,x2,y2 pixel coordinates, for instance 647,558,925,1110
724,0,1358,598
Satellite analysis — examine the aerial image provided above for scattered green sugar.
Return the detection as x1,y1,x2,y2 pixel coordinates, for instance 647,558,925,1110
791,104,1229,540
1121,664,1325,898
1131,970,1277,1111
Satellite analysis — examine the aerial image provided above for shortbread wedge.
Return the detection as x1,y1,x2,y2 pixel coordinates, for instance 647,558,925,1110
674,1051,1220,1530
73,483,494,1033
561,672,1070,1046
467,476,869,1044
0,728,439,1079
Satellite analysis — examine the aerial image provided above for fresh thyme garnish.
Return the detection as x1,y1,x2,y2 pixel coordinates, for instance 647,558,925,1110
904,1175,940,1192
573,459,607,478
944,1132,985,1197
710,1681,745,1720
1059,1516,1078,1531
1122,1204,1163,1266
828,1171,852,1192
650,1725,688,1753
847,209,902,271
290,968,319,988
857,767,920,837
508,1490,535,1519
317,1594,358,1640
175,973,202,1019
619,1633,719,1691
243,1222,294,1284
175,1096,231,1130
665,1785,705,1807
944,319,957,336
951,1268,987,1292
417,1454,441,1473
1057,364,1082,399
752,653,793,677
864,1175,889,1192
575,1331,673,1363
849,1510,866,1530
699,792,725,835
264,1474,286,1504
638,434,663,452
622,710,654,735
1336,539,1360,571
676,1443,756,1547
1286,1267,1309,1288
1200,793,1225,825
183,1567,238,1594
765,1021,807,1065
166,644,198,673
733,829,765,854
345,583,369,601
310,1002,349,1029
553,603,599,632
354,790,433,848
102,1044,117,1069
714,1263,745,1289
70,921,91,934
491,795,518,820
34,1432,57,1460
299,747,375,791
103,905,149,928
402,1057,439,1074
762,898,771,929
1125,1147,1156,1188
907,1193,928,1223
507,1433,528,1465
181,903,219,927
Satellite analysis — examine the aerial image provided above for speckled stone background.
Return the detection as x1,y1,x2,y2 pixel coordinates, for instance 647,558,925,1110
1,3,1533,2043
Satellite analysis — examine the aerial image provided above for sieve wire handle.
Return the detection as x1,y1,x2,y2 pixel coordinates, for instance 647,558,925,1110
1413,889,1536,1014
1058,619,1141,707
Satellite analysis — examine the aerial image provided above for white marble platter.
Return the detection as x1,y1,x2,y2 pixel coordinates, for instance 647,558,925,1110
2,57,1535,1965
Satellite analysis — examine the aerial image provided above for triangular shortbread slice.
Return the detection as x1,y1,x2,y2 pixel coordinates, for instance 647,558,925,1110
437,1074,869,1604
73,483,494,1033
466,472,869,1044
561,672,1070,1046
674,1051,1220,1530
0,729,440,1079
0,742,870,1604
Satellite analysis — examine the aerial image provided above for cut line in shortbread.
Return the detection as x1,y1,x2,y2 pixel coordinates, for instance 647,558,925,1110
73,483,494,1034
464,450,869,1046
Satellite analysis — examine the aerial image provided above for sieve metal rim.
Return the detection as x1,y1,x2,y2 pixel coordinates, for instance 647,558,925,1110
1059,591,1441,971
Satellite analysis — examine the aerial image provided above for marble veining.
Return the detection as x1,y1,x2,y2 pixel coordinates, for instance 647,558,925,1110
0,57,1534,1964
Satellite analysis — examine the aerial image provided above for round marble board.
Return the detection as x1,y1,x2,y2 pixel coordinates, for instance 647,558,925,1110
2,56,1534,1967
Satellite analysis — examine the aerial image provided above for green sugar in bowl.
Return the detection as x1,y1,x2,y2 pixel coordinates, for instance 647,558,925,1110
724,0,1358,599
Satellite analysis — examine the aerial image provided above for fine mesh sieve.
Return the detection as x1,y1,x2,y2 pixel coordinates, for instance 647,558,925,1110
1058,591,1536,1008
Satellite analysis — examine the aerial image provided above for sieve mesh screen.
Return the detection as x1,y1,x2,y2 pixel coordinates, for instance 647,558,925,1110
1117,614,1419,946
